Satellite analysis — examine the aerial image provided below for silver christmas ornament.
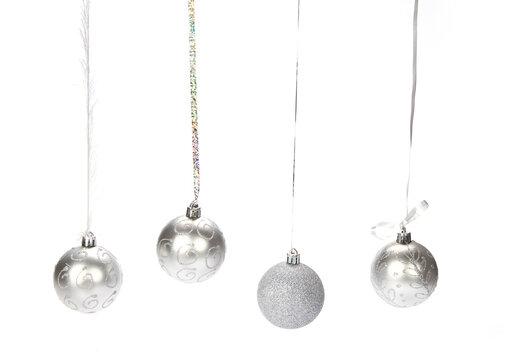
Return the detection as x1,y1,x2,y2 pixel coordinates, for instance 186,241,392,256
371,202,438,307
371,230,438,307
370,0,438,308
53,233,123,313
257,249,324,329
157,205,226,283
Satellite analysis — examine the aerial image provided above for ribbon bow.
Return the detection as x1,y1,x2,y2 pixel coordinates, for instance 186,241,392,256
371,201,429,240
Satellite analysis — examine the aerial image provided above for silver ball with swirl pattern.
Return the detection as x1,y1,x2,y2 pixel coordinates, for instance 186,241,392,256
53,233,123,313
156,207,226,283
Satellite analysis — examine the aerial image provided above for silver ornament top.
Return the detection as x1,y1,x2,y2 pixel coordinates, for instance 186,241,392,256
396,228,412,245
81,231,96,248
287,248,300,265
186,201,201,219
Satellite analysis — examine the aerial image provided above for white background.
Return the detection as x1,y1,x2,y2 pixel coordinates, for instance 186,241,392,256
0,0,505,359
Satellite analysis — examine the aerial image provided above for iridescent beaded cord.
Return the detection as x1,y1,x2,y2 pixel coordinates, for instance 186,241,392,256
189,0,200,204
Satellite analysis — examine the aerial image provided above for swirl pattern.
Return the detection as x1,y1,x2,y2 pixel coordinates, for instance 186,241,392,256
197,270,216,282
97,247,113,264
175,219,194,235
197,219,215,240
158,239,173,257
105,264,119,288
157,215,226,284
82,295,99,310
71,249,88,261
206,246,222,269
177,244,199,265
102,291,118,309
76,267,94,289
176,268,197,282
64,296,78,311
57,264,71,289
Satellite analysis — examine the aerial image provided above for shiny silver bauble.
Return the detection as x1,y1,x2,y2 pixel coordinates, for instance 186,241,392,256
157,215,226,283
257,261,324,329
53,245,122,313
371,240,438,307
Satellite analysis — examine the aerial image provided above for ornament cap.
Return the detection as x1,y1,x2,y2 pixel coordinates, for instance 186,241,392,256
287,248,300,265
396,228,412,245
186,201,201,219
81,231,96,248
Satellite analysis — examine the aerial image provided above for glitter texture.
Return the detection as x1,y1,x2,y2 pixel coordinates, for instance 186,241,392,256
257,262,324,329
188,0,200,200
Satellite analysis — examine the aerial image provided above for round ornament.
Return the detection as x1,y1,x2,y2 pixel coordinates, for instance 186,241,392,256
371,232,438,307
257,249,324,329
53,233,122,313
157,206,226,283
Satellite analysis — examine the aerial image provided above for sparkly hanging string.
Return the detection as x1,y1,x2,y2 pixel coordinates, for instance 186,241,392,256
290,0,301,249
81,0,94,234
189,0,200,205
406,0,418,216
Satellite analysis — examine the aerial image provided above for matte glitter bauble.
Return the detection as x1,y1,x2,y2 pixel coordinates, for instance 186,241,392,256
371,236,438,307
53,236,122,313
257,250,324,329
157,209,226,283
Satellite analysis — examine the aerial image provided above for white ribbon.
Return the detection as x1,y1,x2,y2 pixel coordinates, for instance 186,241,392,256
371,200,428,240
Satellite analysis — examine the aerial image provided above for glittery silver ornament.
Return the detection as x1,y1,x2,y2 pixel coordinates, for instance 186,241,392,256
257,249,324,329
53,233,122,313
157,206,226,283
371,231,438,307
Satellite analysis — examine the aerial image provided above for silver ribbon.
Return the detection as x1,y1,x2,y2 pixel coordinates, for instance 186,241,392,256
372,0,425,241
372,200,429,240
406,0,419,215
